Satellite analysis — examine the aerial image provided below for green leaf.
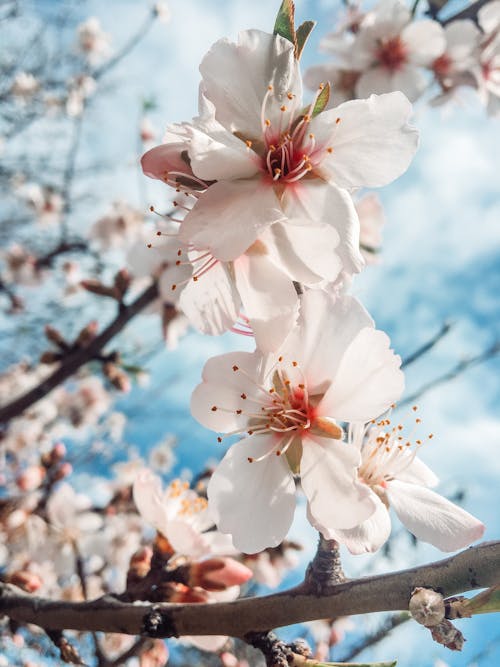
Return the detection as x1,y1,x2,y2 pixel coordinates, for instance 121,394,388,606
311,82,331,117
460,585,500,616
273,0,296,48
295,20,316,59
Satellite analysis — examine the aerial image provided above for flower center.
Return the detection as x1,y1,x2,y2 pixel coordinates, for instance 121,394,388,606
376,36,408,72
433,53,452,78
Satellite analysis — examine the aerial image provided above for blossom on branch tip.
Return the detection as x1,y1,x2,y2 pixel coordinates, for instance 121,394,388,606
323,420,485,553
191,290,405,553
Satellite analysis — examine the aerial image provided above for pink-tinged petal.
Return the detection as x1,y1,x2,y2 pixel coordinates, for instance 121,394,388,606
178,261,241,335
387,480,485,551
201,350,262,389
202,531,239,556
318,92,418,188
207,436,296,554
133,470,169,534
282,181,363,275
188,122,259,181
266,220,342,285
281,292,373,395
397,456,439,488
402,20,446,66
327,492,392,554
300,434,376,531
179,179,285,261
390,65,428,102
443,20,481,63
199,29,302,138
320,327,404,423
234,252,299,352
141,127,192,181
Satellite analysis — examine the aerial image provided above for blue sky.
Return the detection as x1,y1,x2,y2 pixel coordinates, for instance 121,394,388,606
11,1,500,665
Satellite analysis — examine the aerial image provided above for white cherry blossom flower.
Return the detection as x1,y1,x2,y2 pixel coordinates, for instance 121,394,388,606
142,35,418,263
431,20,480,90
191,291,405,553
133,470,236,558
350,0,446,102
325,421,485,554
77,17,111,64
474,1,500,117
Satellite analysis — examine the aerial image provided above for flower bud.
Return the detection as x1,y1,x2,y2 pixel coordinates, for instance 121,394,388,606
127,546,153,582
409,587,445,627
7,570,43,593
189,557,253,592
139,638,169,667
54,462,73,480
16,466,46,492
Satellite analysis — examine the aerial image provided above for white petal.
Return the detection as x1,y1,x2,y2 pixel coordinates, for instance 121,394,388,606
202,530,239,556
207,436,296,554
266,220,342,285
179,261,240,335
179,179,285,261
167,520,209,559
479,0,500,33
321,327,404,423
355,67,395,98
300,434,376,531
318,92,419,188
403,20,445,67
387,480,485,551
328,492,392,554
282,181,363,275
132,470,169,534
188,121,259,181
199,29,302,138
185,635,229,653
234,252,299,352
397,455,439,488
282,292,373,395
444,20,481,63
390,65,428,102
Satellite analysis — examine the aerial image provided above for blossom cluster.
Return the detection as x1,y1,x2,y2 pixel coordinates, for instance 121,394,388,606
305,0,500,115
140,2,485,556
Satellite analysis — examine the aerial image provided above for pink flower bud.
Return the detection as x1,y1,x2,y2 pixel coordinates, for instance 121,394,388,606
54,462,73,480
17,466,46,491
190,558,253,592
52,442,67,460
139,639,169,667
8,570,43,593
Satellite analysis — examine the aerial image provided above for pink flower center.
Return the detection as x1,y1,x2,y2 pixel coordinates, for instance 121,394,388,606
376,36,408,72
433,53,452,78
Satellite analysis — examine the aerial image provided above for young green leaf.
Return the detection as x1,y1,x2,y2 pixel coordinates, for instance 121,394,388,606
273,0,296,49
296,20,316,59
459,585,500,616
311,82,331,117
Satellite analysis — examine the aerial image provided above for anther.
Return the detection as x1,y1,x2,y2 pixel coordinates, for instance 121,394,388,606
265,119,271,127
147,243,152,248
171,284,176,290
287,92,293,100
247,457,254,463
211,406,217,412
240,393,247,399
245,140,252,148
280,105,287,112
236,409,242,415
335,117,341,124
149,205,155,212
232,365,239,371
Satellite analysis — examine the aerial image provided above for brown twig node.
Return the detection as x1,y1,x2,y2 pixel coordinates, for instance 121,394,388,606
304,536,345,594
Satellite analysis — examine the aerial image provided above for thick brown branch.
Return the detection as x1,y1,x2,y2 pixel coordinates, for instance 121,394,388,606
0,281,158,425
0,541,498,640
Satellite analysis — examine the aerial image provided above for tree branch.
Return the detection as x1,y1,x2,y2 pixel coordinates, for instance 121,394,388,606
0,541,497,640
0,281,158,425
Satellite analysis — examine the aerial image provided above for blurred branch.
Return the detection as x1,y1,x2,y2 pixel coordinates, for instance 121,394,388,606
401,340,500,407
336,613,410,662
440,0,490,25
0,281,158,425
0,541,498,639
401,321,452,368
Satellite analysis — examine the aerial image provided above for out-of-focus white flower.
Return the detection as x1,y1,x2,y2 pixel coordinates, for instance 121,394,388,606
66,74,96,117
133,470,237,558
18,182,63,225
148,435,177,473
326,421,485,553
140,116,156,144
349,0,446,101
356,193,386,264
89,201,145,250
77,17,111,64
431,20,480,90
191,291,404,553
1,243,38,285
10,72,39,99
474,1,500,117
154,2,171,23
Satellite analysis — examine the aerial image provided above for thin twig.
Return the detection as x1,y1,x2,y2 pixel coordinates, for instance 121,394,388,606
0,281,158,425
401,341,500,407
401,321,452,368
336,612,410,662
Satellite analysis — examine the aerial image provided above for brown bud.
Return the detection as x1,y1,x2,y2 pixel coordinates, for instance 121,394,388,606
409,587,445,627
430,619,465,651
75,320,99,347
40,350,62,364
103,362,131,392
80,279,119,300
44,324,67,348
114,268,131,297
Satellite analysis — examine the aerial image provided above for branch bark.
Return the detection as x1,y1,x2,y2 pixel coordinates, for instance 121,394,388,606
0,541,498,640
0,281,158,425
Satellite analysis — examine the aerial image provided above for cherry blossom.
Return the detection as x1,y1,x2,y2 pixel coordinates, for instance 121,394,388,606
191,290,405,553
324,421,485,554
474,0,500,117
89,201,145,250
133,469,236,558
349,0,446,102
431,21,480,94
76,17,111,64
